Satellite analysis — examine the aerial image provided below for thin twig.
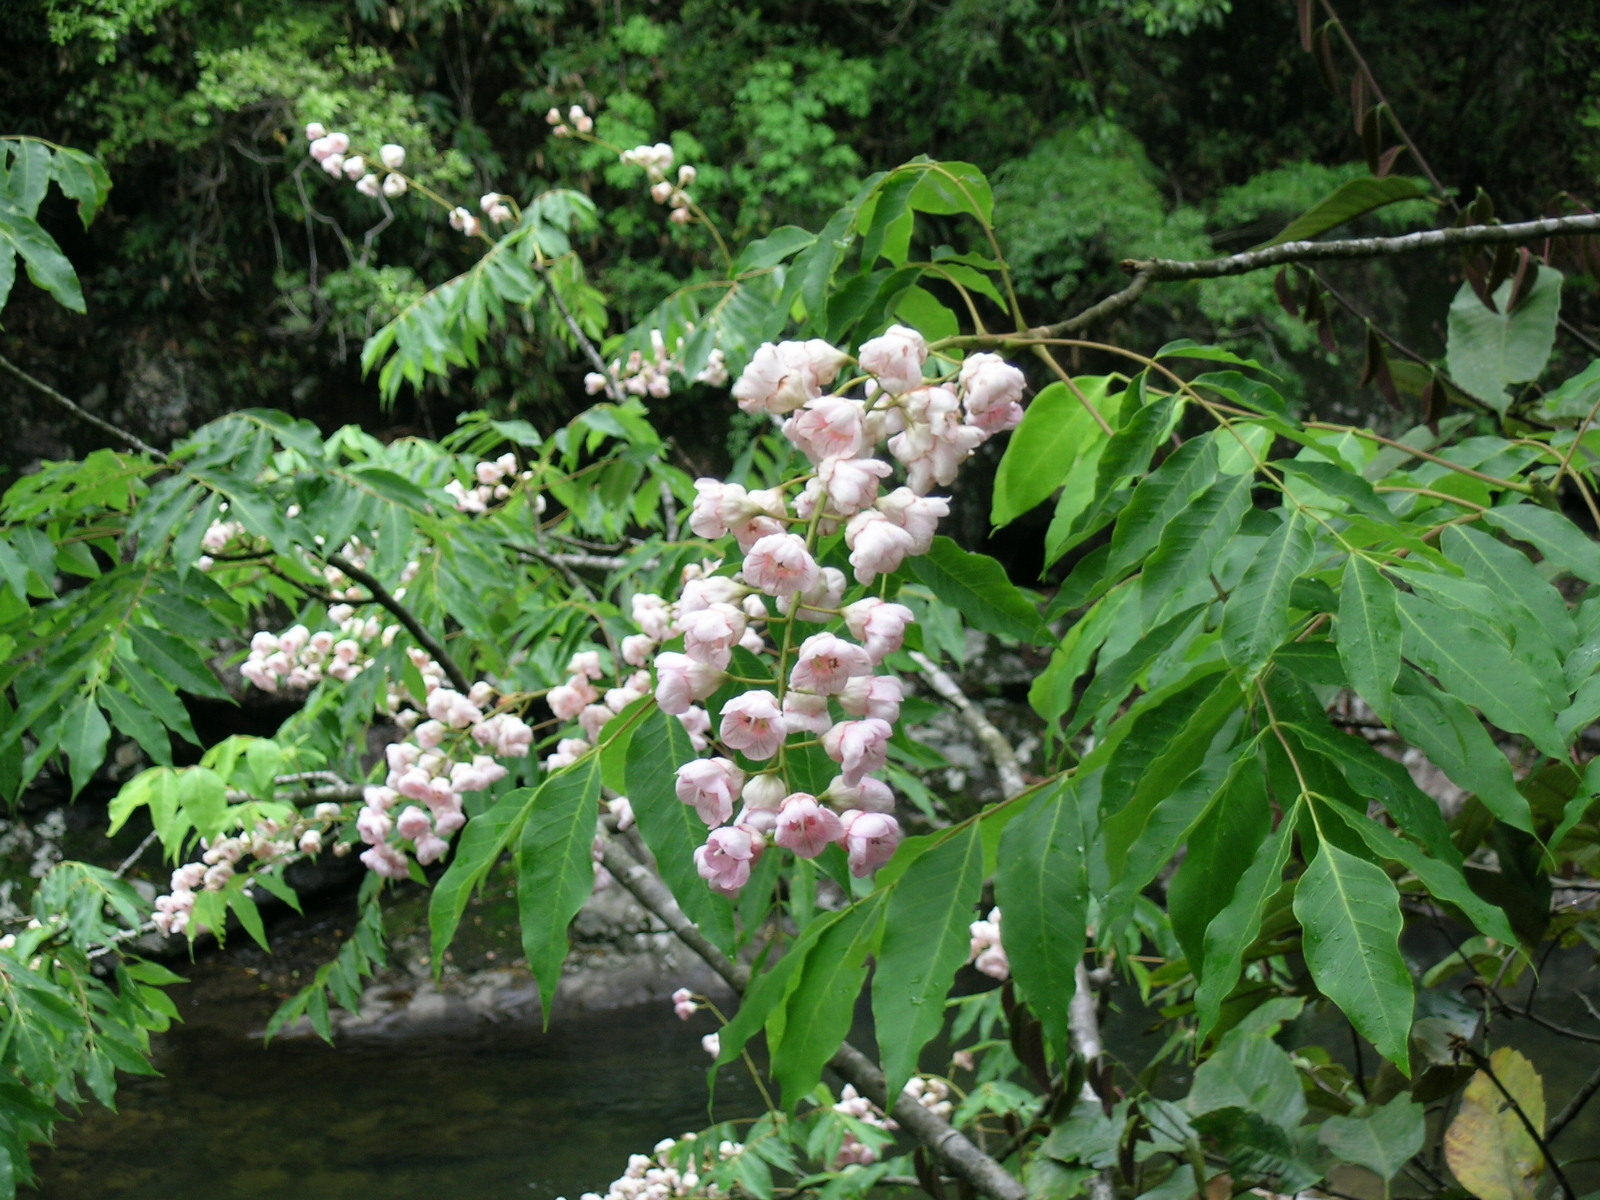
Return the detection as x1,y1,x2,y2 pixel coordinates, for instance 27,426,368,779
1,355,167,459
113,829,160,879
324,552,472,693
1548,1059,1600,1143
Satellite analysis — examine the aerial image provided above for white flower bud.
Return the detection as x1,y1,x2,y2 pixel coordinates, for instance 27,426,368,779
325,132,350,154
677,164,696,187
321,154,346,177
380,143,405,170
668,207,691,225
382,173,408,198
305,122,327,140
488,203,513,224
343,155,365,180
479,192,501,214
356,173,380,198
546,107,563,125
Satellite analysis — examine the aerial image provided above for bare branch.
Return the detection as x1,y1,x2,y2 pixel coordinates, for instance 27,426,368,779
325,552,473,694
594,830,1028,1200
0,354,168,460
908,651,1025,799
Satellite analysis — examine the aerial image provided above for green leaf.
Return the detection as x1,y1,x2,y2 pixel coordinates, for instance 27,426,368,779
735,225,816,272
906,160,993,223
1195,805,1297,1038
1064,602,1204,739
624,707,736,952
1189,1030,1306,1129
227,888,270,951
1294,837,1414,1072
114,654,199,747
994,780,1087,1056
1168,760,1270,970
1445,266,1562,413
1281,459,1397,524
0,198,84,313
909,536,1047,644
1397,591,1566,758
1482,503,1600,585
429,786,533,967
58,696,110,799
1140,471,1253,627
711,916,826,1079
1337,555,1401,721
1051,389,1177,560
49,147,112,228
126,625,229,700
872,825,984,1100
1107,435,1221,577
1265,176,1434,246
1222,511,1315,680
991,378,1113,528
1390,670,1533,831
1324,802,1516,946
178,767,228,841
516,754,602,1021
0,141,52,214
771,895,884,1107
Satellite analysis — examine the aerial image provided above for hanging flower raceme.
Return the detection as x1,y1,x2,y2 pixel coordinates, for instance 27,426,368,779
632,330,1032,896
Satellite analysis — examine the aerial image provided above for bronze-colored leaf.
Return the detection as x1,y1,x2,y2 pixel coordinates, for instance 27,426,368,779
1443,1048,1546,1200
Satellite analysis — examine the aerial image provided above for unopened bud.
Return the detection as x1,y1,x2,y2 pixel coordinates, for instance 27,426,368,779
356,173,380,198
305,122,327,140
677,164,696,187
343,155,365,179
379,143,405,170
479,192,501,214
546,107,563,126
382,173,408,198
668,207,691,225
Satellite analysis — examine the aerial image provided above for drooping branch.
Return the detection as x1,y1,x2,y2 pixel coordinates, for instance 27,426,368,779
943,212,1600,347
0,354,168,460
594,831,1029,1200
324,552,473,694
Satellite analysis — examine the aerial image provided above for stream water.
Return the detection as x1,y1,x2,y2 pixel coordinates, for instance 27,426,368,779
30,934,1600,1199
36,959,762,1200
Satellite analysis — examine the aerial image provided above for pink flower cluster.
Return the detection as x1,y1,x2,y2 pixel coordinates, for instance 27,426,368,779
584,329,729,399
357,665,533,878
152,802,346,937
542,648,679,771
968,907,1009,980
305,122,408,200
444,452,540,514
618,141,698,225
546,104,596,137
644,330,1030,896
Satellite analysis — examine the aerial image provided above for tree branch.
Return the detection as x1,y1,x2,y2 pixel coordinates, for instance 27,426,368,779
908,651,1025,799
594,831,1028,1200
324,552,473,694
0,354,168,460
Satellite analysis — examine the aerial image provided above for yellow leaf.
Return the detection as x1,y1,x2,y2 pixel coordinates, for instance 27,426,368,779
1444,1048,1546,1200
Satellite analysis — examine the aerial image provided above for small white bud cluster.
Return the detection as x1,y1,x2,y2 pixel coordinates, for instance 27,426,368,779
444,452,541,514
583,329,729,400
968,906,1009,980
546,104,595,138
151,805,346,937
239,609,396,693
305,122,408,201
620,142,697,225
579,1132,729,1200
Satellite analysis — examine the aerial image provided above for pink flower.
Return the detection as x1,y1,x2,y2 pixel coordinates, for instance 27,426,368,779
356,806,394,846
778,566,846,623
782,689,834,735
858,325,928,395
822,718,894,785
427,688,484,729
676,757,745,827
875,489,948,554
844,811,903,876
719,691,787,760
621,633,656,667
579,703,615,741
361,842,411,878
958,353,1025,415
732,340,848,415
694,825,764,896
774,794,846,858
688,480,789,549
654,652,727,715
672,987,698,1020
742,533,820,598
844,511,917,585
632,593,674,640
967,402,1025,435
680,575,747,614
843,598,916,663
791,633,873,695
681,603,747,669
785,397,866,463
396,807,432,840
816,455,893,516
839,674,904,723
742,773,789,811
568,650,605,680
823,774,896,813
678,705,712,750
414,833,450,865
